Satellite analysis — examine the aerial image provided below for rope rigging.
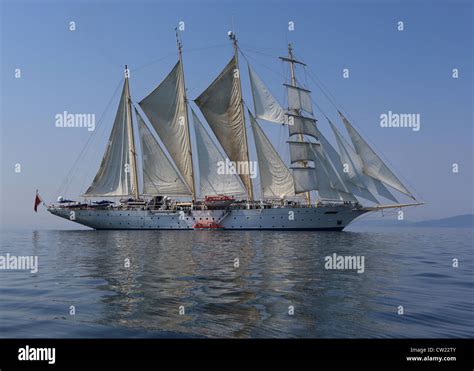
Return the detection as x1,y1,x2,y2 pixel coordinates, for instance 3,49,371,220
55,41,422,206
56,77,124,198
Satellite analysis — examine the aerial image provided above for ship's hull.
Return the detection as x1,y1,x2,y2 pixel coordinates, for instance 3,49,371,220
48,205,367,231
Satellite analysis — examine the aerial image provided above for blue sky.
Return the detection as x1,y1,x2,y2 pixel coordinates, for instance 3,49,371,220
1,0,472,229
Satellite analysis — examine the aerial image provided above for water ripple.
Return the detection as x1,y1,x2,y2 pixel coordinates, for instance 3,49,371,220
0,227,472,338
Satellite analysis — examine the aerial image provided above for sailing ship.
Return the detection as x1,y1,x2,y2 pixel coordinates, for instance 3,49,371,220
48,31,422,230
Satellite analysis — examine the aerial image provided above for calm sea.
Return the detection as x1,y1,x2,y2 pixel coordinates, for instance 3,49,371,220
0,227,472,338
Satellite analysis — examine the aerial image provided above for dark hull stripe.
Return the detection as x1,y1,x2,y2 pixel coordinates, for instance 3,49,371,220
93,227,345,231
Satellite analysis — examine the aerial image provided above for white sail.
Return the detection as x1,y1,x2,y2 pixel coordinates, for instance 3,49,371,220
313,138,352,194
192,109,246,197
311,147,346,200
330,121,398,203
195,57,252,194
136,108,191,196
139,62,194,193
318,188,347,201
285,84,313,114
248,64,286,124
311,144,358,201
287,114,318,138
314,126,378,203
337,191,359,203
289,141,348,200
292,168,318,194
248,111,295,198
371,177,399,203
288,141,318,163
84,78,136,197
339,111,414,198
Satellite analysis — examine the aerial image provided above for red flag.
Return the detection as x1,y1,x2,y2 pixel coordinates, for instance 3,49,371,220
34,191,42,212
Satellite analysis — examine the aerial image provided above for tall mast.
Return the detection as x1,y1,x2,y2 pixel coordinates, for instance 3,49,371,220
125,65,140,200
175,29,196,201
229,31,254,201
280,44,311,205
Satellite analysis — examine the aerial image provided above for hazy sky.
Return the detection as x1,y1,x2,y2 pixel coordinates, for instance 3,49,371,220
1,0,472,229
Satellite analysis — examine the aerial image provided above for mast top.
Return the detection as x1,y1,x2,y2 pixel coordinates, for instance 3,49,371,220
228,30,237,43
175,27,182,53
279,44,306,66
124,65,129,78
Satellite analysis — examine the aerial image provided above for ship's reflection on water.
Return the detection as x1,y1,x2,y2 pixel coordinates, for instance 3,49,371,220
52,229,391,338
2,228,472,338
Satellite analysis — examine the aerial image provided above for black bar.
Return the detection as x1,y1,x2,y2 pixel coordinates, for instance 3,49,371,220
0,339,472,367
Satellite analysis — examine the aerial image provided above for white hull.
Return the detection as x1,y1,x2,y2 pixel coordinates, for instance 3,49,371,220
48,205,367,231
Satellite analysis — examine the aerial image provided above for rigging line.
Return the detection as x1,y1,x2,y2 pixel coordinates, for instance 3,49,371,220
239,46,294,112
296,53,423,201
142,166,177,196
75,101,117,197
184,43,229,53
307,89,332,124
62,89,120,197
297,55,422,200
354,211,392,222
56,78,124,197
239,46,280,59
238,47,287,81
131,44,229,74
130,51,176,73
239,43,283,52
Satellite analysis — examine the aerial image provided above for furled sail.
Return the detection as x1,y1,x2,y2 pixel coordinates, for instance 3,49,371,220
194,57,252,195
248,64,286,124
329,121,398,203
284,84,313,114
316,128,378,203
287,114,318,138
136,108,191,196
139,62,194,193
192,109,246,197
248,110,295,198
338,111,414,199
84,78,136,197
